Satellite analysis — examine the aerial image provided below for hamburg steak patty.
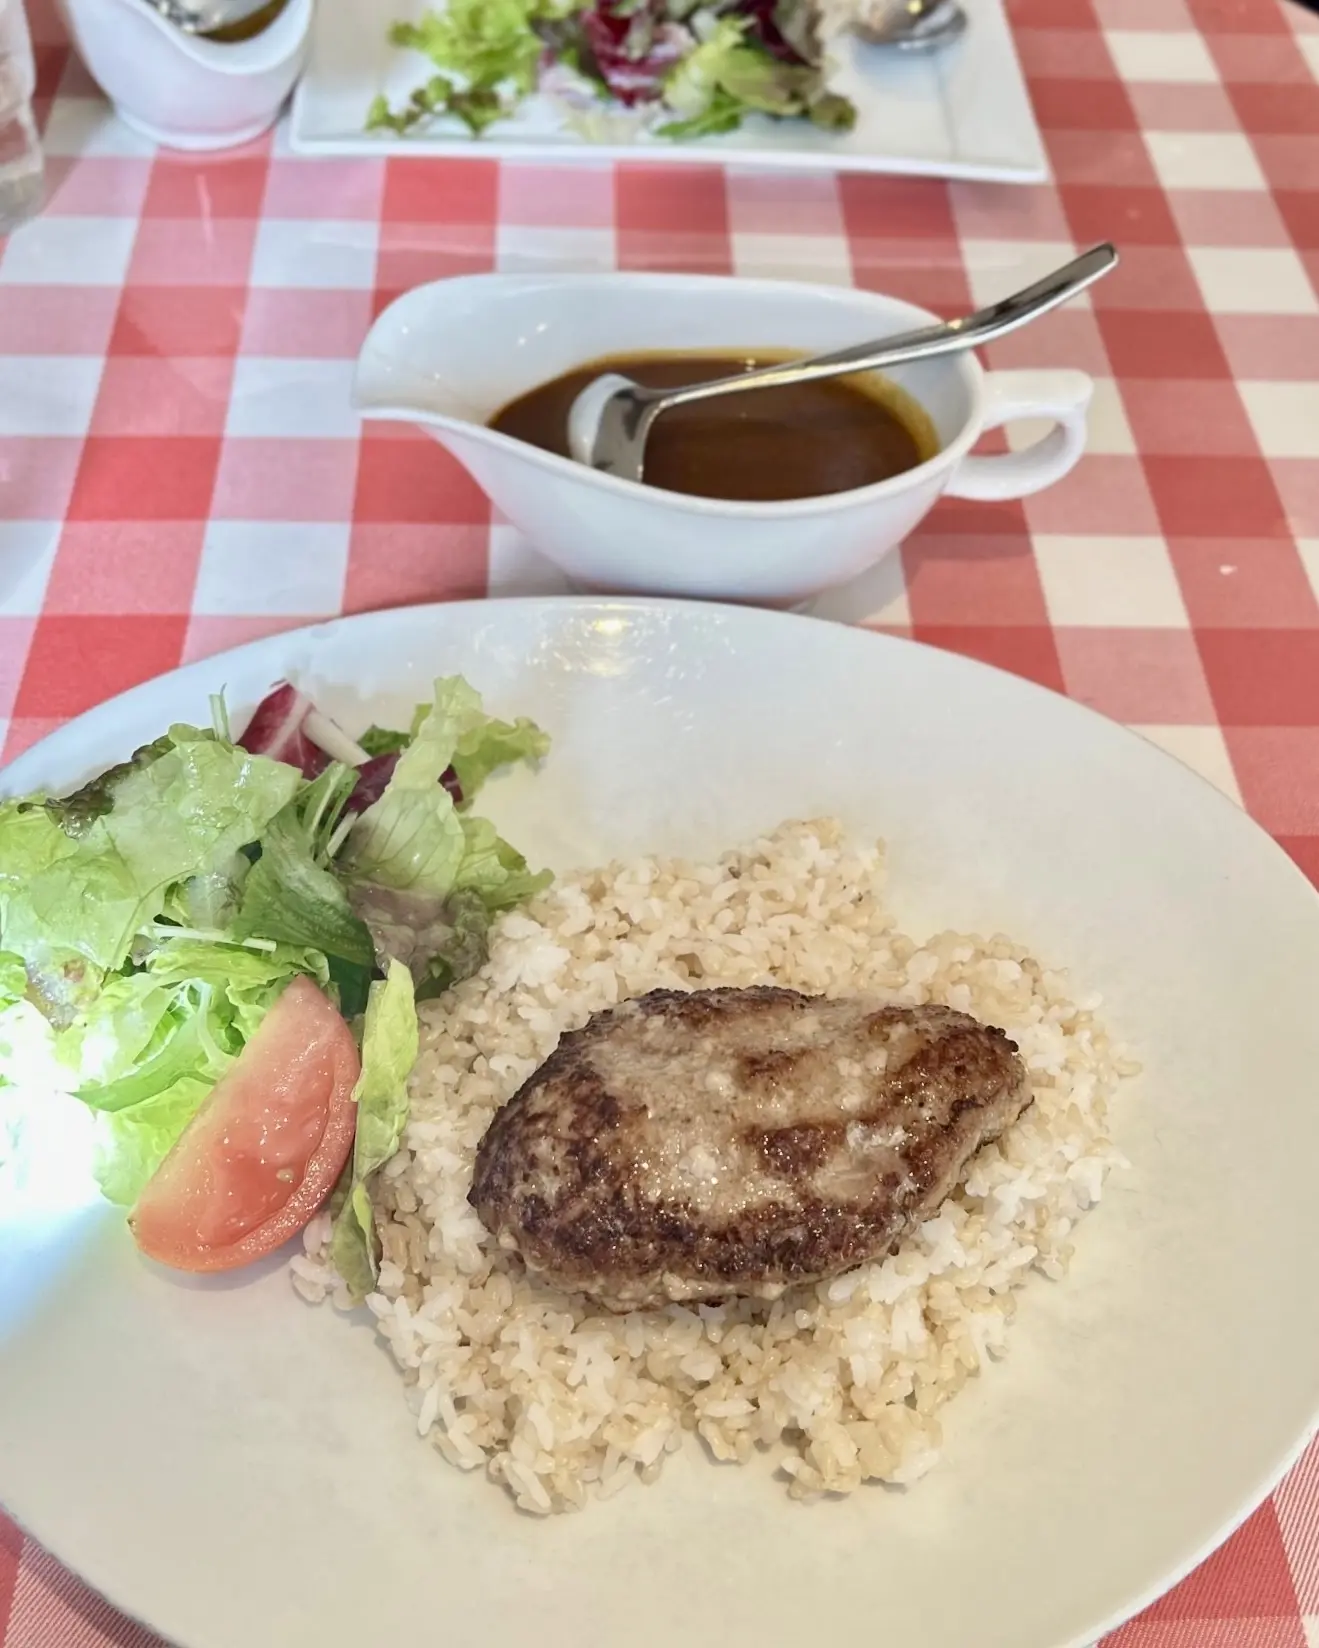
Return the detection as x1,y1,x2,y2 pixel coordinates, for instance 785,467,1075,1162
469,987,1031,1311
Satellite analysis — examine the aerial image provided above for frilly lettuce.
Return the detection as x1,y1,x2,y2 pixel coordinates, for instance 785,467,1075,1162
0,672,549,1233
233,763,375,967
453,815,552,911
348,883,491,1000
390,0,560,95
58,940,328,1204
659,15,744,117
659,13,854,136
452,713,550,806
0,727,299,1007
92,1082,212,1209
342,678,473,893
367,0,578,135
0,950,57,1096
367,0,856,143
0,948,27,1010
330,961,419,1300
344,677,550,912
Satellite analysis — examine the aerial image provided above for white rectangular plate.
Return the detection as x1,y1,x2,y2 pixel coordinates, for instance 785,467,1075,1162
289,0,1048,183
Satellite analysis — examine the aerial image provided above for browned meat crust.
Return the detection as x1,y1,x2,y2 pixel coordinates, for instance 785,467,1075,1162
470,987,1031,1311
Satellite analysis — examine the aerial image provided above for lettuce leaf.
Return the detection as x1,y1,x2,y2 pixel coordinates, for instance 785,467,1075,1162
93,1080,212,1209
391,0,546,94
1,677,546,1223
658,16,854,137
54,970,180,1096
0,950,25,1008
0,727,299,998
330,961,418,1300
0,948,63,1098
415,888,490,998
367,79,505,138
90,726,299,890
354,704,547,810
660,16,747,118
41,732,177,837
451,713,550,804
368,0,578,135
168,853,250,932
357,725,410,759
326,956,373,1021
60,940,325,1204
342,678,484,893
232,764,375,967
234,810,375,966
348,883,491,997
452,816,552,910
656,85,743,138
73,1002,217,1119
297,762,362,858
343,678,550,917
142,938,330,1037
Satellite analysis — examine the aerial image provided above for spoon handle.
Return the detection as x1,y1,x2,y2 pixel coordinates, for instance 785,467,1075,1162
649,243,1118,415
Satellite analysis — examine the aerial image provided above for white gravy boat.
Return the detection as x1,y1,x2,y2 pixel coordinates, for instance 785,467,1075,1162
353,272,1094,606
59,0,312,151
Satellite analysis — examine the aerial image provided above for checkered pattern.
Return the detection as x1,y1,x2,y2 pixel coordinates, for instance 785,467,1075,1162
2,0,1319,1637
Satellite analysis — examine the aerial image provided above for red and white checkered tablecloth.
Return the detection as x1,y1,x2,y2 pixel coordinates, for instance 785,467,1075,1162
3,0,1319,1637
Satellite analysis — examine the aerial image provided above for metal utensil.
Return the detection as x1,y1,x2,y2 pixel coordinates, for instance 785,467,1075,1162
853,0,969,51
142,0,274,35
567,243,1118,484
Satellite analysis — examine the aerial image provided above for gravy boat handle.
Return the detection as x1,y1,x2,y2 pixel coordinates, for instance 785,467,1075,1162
944,370,1094,501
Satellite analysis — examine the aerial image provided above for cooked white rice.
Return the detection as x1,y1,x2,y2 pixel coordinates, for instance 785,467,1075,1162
294,819,1134,1514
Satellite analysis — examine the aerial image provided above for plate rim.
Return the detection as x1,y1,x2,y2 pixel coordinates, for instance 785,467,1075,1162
0,596,1305,873
5,595,1319,1648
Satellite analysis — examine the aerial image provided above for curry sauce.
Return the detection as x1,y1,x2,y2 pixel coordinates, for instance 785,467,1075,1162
488,351,939,503
202,0,288,40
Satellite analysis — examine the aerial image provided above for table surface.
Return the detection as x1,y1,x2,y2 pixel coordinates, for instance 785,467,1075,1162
3,0,1319,1640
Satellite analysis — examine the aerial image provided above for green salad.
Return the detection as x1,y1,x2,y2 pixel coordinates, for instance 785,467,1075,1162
367,0,855,141
0,675,548,1295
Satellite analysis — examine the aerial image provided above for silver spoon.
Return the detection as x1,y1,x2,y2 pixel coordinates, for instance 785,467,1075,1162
567,243,1119,485
142,0,276,35
854,0,969,51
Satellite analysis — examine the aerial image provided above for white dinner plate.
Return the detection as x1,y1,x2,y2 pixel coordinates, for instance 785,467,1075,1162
2,597,1318,1648
289,0,1048,182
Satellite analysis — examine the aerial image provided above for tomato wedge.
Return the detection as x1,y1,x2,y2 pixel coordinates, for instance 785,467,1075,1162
130,976,361,1274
